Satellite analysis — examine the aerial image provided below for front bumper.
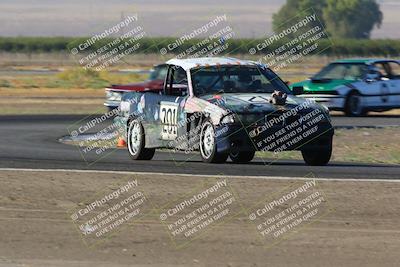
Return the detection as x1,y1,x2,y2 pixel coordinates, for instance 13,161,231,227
298,94,345,111
214,119,334,154
104,100,121,108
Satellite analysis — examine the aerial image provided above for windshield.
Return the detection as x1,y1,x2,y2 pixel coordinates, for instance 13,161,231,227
191,65,291,96
313,63,367,81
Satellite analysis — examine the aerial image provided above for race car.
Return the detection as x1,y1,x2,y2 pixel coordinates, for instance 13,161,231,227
114,57,334,165
104,64,167,111
290,59,400,116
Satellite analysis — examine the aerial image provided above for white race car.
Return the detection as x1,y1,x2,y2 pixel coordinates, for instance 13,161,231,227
291,59,400,116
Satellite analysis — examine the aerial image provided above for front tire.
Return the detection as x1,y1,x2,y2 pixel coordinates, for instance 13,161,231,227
230,151,255,163
200,120,228,163
344,92,366,117
301,139,332,166
127,119,155,160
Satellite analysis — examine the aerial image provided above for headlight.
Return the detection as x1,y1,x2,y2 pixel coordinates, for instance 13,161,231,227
321,104,329,113
220,114,235,124
106,91,122,101
120,101,130,112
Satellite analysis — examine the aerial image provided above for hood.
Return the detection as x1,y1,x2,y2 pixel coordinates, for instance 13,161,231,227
110,82,147,91
199,93,316,114
291,79,352,93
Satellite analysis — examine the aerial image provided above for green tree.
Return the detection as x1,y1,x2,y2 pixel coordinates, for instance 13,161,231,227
272,0,327,33
323,0,383,39
273,0,383,39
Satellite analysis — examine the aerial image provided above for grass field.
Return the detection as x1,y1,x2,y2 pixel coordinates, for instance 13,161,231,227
257,128,400,165
0,68,148,90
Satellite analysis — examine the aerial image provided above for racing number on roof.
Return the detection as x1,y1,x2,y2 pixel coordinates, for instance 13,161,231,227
160,102,178,140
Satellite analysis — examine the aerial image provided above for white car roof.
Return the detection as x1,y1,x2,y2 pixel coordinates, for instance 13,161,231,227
166,57,260,71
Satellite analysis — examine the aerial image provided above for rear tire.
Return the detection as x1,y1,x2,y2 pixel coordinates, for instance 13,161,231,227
127,119,155,160
200,120,228,163
230,151,255,163
301,139,332,166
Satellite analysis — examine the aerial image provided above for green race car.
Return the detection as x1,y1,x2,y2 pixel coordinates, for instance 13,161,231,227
290,59,400,116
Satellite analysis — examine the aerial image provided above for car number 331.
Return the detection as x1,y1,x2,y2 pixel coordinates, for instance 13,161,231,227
159,102,178,140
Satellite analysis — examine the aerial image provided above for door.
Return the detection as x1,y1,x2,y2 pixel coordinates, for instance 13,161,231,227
152,65,189,147
364,62,391,108
385,61,400,108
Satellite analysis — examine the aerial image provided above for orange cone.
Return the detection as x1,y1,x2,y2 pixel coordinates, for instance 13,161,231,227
117,137,127,147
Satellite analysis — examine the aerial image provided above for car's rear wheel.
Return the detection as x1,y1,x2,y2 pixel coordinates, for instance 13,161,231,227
345,91,366,117
230,150,255,163
127,119,155,160
301,138,332,166
200,120,228,163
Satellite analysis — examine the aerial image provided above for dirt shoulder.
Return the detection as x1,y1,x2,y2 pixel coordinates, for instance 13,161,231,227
0,170,399,267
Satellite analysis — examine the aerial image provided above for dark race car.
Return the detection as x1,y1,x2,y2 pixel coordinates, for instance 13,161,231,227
114,57,334,165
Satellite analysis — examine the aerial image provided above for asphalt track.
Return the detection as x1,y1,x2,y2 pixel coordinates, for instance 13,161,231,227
0,114,399,179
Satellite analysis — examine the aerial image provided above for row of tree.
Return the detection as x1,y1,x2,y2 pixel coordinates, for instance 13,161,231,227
273,0,383,39
1,37,400,56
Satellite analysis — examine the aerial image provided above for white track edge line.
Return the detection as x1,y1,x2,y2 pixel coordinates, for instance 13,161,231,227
0,168,399,183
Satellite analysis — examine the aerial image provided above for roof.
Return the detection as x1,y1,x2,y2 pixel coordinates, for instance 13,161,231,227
333,58,399,65
165,57,259,71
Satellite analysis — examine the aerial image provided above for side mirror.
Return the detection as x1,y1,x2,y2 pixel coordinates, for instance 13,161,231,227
365,70,381,83
292,86,304,95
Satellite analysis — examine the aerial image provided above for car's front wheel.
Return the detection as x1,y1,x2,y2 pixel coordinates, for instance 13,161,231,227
200,120,228,163
345,91,366,117
301,139,332,166
127,119,155,160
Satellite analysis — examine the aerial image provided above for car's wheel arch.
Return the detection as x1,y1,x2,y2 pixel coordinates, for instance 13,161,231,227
127,115,145,141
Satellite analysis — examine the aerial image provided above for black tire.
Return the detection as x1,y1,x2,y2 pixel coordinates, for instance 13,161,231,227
344,91,366,117
199,120,228,163
301,139,332,166
230,151,255,163
127,119,155,160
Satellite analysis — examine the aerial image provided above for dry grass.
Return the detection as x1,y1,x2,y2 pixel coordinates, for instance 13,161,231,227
0,88,106,114
258,128,400,165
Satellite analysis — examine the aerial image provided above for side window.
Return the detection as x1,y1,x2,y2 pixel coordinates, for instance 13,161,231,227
387,62,400,79
344,64,367,80
373,63,390,78
165,66,188,96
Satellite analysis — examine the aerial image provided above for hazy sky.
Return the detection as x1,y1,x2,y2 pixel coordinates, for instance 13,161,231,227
0,0,399,38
